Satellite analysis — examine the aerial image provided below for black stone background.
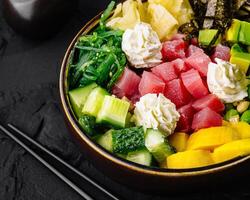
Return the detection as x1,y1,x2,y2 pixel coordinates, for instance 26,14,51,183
0,0,250,199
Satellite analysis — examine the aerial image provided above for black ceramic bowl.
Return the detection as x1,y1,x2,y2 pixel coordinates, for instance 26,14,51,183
59,11,250,193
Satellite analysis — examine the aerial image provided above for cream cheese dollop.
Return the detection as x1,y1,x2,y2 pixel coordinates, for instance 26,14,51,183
122,22,162,68
207,58,249,103
133,93,180,136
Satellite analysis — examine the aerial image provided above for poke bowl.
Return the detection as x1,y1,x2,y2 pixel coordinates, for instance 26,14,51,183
60,0,250,192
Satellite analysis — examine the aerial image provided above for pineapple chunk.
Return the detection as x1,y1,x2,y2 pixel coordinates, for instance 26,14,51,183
148,3,178,40
167,150,214,169
109,3,122,20
187,126,240,151
107,0,140,30
213,139,250,164
148,0,193,25
137,0,149,22
149,0,183,17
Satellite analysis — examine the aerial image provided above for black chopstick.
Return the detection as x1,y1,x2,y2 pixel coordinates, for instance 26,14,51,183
0,125,94,200
0,124,119,200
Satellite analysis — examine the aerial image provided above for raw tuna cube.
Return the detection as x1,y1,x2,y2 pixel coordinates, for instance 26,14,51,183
171,58,190,74
151,62,178,83
112,86,125,99
192,107,222,131
139,71,165,96
177,103,195,132
161,39,187,61
181,69,209,99
112,67,141,98
191,37,198,46
192,94,225,113
211,44,231,62
164,78,191,108
185,51,211,77
130,92,141,104
186,45,204,57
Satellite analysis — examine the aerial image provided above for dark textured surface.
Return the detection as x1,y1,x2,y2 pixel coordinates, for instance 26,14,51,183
1,1,250,200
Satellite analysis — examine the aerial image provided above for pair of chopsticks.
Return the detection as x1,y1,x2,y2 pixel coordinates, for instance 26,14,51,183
0,124,120,200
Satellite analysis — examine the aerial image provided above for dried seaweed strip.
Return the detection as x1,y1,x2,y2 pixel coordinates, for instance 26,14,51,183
203,0,218,28
213,0,234,30
189,0,208,28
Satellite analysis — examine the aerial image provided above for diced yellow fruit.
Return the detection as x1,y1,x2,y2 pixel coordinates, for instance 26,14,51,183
231,122,250,139
169,132,189,152
148,3,178,40
148,0,193,25
167,150,214,169
213,139,250,164
149,0,182,16
137,0,149,22
107,0,140,30
226,19,241,42
109,3,122,20
222,120,231,126
187,126,240,151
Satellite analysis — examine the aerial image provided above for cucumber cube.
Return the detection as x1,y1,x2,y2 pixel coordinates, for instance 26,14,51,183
145,129,175,164
126,149,152,166
69,83,97,118
96,130,113,152
112,127,145,154
97,127,145,154
150,143,174,164
145,129,166,150
82,87,108,117
97,96,130,128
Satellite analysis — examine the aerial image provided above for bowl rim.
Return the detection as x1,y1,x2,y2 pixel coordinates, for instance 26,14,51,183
59,12,250,177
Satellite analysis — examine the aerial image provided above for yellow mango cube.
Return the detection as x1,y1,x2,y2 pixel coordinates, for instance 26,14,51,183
213,139,250,164
222,120,231,126
169,132,189,152
231,122,250,139
187,126,240,151
167,150,214,169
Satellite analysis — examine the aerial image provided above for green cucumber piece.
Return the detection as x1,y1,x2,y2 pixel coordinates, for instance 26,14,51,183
112,127,145,154
150,143,174,164
96,130,113,152
69,83,97,118
145,129,175,164
82,87,108,117
97,127,145,154
126,149,152,166
78,115,105,137
97,96,130,128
